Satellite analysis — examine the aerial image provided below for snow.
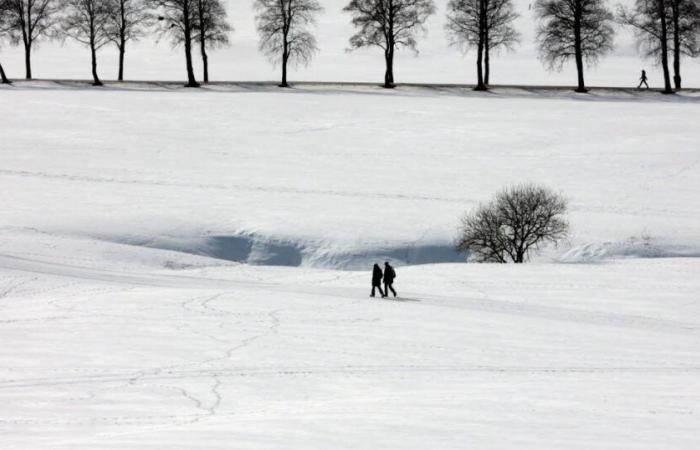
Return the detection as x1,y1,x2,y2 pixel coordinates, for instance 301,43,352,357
0,239,698,449
1,82,699,268
1,0,700,86
1,83,699,447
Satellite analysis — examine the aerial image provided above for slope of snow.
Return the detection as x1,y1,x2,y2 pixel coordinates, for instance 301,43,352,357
1,0,700,86
1,83,699,268
1,80,699,448
0,238,698,449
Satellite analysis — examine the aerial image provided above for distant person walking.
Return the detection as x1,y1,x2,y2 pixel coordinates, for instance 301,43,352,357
383,261,397,298
638,70,649,89
370,264,385,298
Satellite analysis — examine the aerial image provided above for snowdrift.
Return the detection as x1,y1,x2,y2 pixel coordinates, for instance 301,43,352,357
101,233,464,270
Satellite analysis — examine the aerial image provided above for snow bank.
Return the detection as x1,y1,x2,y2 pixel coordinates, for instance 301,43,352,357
559,237,700,263
100,232,463,270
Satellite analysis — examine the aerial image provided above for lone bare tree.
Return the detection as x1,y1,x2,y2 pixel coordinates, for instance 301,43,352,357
62,0,113,86
534,0,615,92
618,0,674,93
254,0,321,88
195,0,231,83
446,0,519,90
456,184,569,263
106,0,152,81
2,0,59,79
344,0,436,88
150,0,199,87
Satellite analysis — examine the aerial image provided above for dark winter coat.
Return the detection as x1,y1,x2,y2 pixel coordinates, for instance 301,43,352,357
372,265,383,286
383,264,396,283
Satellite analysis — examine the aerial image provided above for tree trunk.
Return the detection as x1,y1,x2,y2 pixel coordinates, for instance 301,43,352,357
24,42,32,80
19,9,32,80
658,0,673,94
474,0,487,91
201,39,209,83
672,3,681,89
182,3,199,87
91,42,102,86
197,0,209,83
383,9,396,89
574,54,586,92
0,62,10,84
118,5,126,82
484,34,490,86
184,39,198,87
279,28,289,88
281,53,289,87
384,48,395,88
484,4,490,86
573,0,587,92
475,41,486,90
118,44,125,81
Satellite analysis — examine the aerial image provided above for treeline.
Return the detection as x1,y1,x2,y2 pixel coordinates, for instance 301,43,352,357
1,0,699,92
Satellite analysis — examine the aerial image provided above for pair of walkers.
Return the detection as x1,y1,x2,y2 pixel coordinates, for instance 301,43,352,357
371,262,397,298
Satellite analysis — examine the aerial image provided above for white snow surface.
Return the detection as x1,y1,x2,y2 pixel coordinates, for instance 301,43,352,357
0,236,699,449
1,84,699,448
1,0,700,86
1,82,699,267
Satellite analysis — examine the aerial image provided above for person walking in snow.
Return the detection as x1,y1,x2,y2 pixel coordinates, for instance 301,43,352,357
638,70,649,89
370,263,385,298
383,261,397,298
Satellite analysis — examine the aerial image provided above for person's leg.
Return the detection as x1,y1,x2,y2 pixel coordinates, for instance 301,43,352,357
371,285,376,297
379,285,385,297
388,283,397,297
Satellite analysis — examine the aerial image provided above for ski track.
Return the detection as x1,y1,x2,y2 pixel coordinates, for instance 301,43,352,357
0,168,471,204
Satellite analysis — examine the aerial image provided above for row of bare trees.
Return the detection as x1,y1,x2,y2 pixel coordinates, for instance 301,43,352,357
0,0,231,86
2,0,700,92
447,0,700,93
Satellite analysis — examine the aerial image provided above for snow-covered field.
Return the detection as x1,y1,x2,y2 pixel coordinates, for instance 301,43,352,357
1,84,699,448
1,245,699,449
2,82,699,266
